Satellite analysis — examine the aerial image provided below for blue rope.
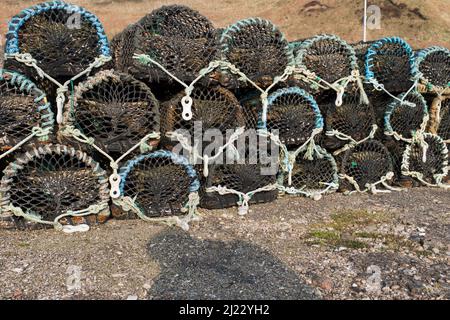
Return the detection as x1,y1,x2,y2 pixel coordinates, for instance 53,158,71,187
118,150,200,195
258,86,324,130
365,36,416,82
5,0,110,57
0,68,55,132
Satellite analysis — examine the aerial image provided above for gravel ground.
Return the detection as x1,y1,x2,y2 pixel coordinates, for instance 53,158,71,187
0,188,448,300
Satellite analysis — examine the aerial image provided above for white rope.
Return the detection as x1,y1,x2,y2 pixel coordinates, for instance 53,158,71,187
0,126,51,160
113,192,200,231
3,202,108,231
327,124,378,156
59,125,160,198
368,77,418,108
206,184,279,216
339,171,400,195
167,127,245,177
6,53,112,124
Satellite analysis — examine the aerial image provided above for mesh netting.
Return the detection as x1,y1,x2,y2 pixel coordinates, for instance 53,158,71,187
0,144,110,226
365,37,416,93
113,5,218,84
0,70,53,149
416,46,450,91
161,86,244,149
220,18,293,87
283,146,338,197
61,70,160,157
4,1,109,85
261,87,323,147
402,133,448,186
351,41,374,75
436,98,450,142
384,91,428,141
324,92,376,152
239,90,264,130
295,34,358,85
340,139,394,191
117,151,199,218
201,135,278,210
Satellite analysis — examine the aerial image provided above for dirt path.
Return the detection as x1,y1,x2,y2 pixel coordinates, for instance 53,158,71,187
0,187,448,300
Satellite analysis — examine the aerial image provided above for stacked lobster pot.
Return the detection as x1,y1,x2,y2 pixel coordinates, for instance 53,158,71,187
1,1,449,232
0,1,114,231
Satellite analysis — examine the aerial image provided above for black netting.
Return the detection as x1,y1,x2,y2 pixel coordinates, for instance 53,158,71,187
121,155,196,218
161,86,244,148
287,147,338,193
436,99,450,141
351,41,374,74
297,36,355,84
405,135,448,184
239,90,263,130
5,8,103,84
341,140,393,190
265,88,321,147
221,19,291,87
324,93,376,151
383,139,407,179
385,92,428,140
2,144,107,223
418,50,450,88
114,5,218,84
200,135,278,209
367,42,414,93
0,74,51,149
66,71,160,157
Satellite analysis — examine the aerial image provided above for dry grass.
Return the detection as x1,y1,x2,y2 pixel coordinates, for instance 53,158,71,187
0,0,449,48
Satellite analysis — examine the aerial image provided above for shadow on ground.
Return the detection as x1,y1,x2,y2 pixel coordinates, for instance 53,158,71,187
146,229,318,300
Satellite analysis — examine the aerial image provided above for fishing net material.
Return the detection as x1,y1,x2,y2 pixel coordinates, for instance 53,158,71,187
0,144,110,229
60,70,160,158
220,18,293,87
340,139,396,193
113,5,218,84
415,46,450,95
0,70,54,152
384,91,429,142
324,92,377,154
4,1,110,87
365,37,417,94
296,34,358,86
200,134,279,213
351,41,374,75
260,87,323,148
280,146,339,199
161,86,245,163
402,133,449,187
113,150,200,229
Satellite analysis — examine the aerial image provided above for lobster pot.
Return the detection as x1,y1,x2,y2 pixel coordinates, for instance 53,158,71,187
114,151,199,221
0,144,110,229
239,90,265,130
220,18,293,88
416,47,450,94
4,1,110,96
0,70,53,152
295,34,359,92
340,139,395,193
161,86,245,153
402,133,449,187
113,5,218,85
428,96,449,142
280,146,338,199
384,92,429,142
60,70,160,159
200,135,279,211
365,37,416,94
323,92,376,153
261,87,323,149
